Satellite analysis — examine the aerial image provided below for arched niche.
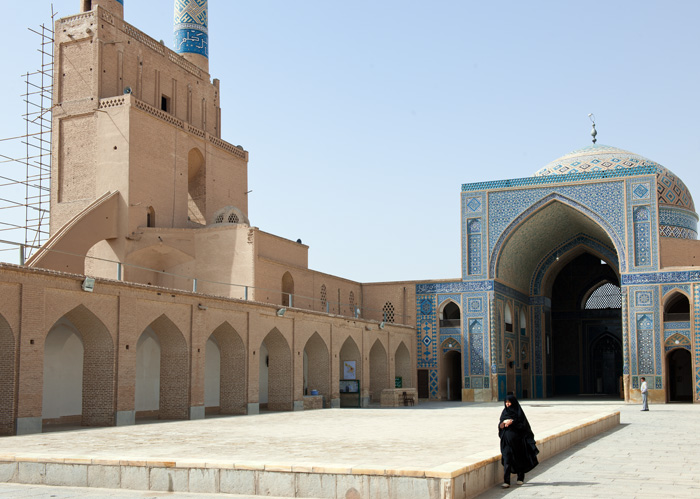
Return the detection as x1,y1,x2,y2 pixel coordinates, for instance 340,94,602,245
369,339,388,402
206,322,246,415
303,332,330,405
135,314,188,420
260,328,292,411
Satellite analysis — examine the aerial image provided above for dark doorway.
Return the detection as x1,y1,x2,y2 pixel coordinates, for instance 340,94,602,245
442,350,462,401
417,370,429,399
591,334,622,395
551,252,622,396
668,349,692,402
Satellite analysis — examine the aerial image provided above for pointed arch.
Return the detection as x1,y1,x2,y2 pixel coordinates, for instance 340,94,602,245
439,300,461,328
207,322,246,415
663,291,690,322
369,339,388,402
43,305,115,428
0,314,16,435
260,328,292,411
339,336,361,387
303,332,330,405
531,233,619,296
136,314,189,420
394,341,412,389
188,147,206,224
491,194,625,291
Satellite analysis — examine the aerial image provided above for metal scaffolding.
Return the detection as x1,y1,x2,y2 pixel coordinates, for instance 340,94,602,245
0,12,54,264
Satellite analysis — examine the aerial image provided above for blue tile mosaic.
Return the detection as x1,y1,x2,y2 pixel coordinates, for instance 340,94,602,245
488,187,628,278
438,295,461,308
174,0,209,58
429,369,439,399
622,270,700,285
463,165,658,192
661,285,691,298
416,281,494,294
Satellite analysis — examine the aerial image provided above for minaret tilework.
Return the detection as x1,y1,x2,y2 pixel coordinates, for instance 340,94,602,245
174,0,209,59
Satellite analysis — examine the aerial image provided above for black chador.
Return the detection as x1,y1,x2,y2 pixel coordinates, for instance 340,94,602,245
498,394,539,486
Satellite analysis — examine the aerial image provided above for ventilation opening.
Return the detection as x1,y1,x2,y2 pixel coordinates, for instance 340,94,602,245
382,302,395,323
82,1,92,13
584,283,622,310
161,95,171,113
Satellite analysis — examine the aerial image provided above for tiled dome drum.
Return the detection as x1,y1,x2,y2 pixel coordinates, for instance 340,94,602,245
534,145,697,239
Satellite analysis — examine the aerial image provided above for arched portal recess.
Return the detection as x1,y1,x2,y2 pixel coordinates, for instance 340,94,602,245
259,328,292,411
135,315,189,420
339,337,362,407
282,272,294,307
205,323,246,415
551,256,622,396
0,314,15,435
369,340,389,402
304,332,330,405
395,342,412,389
440,338,462,401
493,197,622,400
667,348,692,402
42,305,115,429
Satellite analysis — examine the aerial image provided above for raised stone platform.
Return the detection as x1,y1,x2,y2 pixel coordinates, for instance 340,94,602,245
0,400,622,498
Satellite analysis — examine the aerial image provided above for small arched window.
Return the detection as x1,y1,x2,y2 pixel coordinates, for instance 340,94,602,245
664,293,690,321
440,302,461,328
504,303,513,332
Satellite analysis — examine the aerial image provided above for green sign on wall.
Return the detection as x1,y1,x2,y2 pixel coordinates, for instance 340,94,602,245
395,376,402,388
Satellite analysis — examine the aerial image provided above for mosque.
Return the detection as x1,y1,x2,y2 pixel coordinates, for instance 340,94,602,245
0,0,698,437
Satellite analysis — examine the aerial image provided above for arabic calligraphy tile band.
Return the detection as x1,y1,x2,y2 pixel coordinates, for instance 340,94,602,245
174,0,208,58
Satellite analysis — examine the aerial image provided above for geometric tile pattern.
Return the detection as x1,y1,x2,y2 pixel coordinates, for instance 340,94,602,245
438,294,461,308
660,225,698,239
658,206,698,236
664,332,691,351
637,326,654,374
633,206,652,267
467,217,483,276
662,284,691,298
695,285,700,400
627,175,659,271
462,193,486,280
621,289,629,375
531,144,694,211
174,0,209,58
488,182,626,264
632,182,651,200
416,294,438,369
429,369,439,399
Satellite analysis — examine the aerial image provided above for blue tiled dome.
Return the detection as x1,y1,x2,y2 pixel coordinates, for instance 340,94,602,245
534,145,695,211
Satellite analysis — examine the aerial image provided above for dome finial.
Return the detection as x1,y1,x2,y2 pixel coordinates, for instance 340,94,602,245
588,113,597,144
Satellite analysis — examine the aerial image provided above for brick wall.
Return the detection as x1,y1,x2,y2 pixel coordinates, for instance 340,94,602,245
0,316,15,435
369,340,389,401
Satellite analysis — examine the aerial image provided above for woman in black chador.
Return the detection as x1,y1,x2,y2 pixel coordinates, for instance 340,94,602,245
498,394,539,488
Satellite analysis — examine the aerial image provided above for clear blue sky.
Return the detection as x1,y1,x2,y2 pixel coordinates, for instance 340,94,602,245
2,1,699,283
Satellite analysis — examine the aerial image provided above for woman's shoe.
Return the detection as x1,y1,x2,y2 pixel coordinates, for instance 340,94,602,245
502,483,510,488
516,480,524,485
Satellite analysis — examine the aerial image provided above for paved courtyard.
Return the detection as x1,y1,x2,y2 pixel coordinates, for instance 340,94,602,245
1,399,696,497
0,400,619,470
479,401,700,498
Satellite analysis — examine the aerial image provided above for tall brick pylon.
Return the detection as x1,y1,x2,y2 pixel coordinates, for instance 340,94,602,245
174,0,209,72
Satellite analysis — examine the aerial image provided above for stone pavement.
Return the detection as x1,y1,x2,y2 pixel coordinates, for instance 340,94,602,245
478,402,700,498
0,399,625,498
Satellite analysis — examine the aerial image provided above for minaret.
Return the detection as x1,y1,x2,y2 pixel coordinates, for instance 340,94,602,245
174,0,209,72
81,0,124,19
